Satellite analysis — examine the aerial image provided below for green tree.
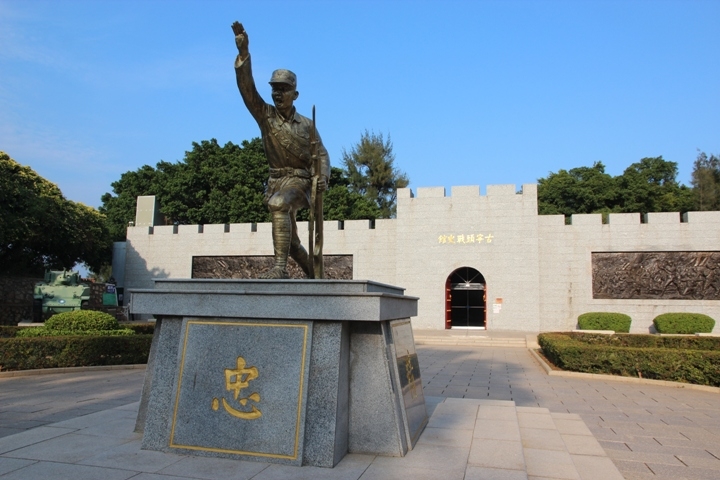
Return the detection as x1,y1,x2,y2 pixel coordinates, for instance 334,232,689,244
615,157,694,214
538,157,694,217
323,167,382,221
100,138,270,241
537,162,618,215
0,151,112,275
341,131,409,218
691,151,720,211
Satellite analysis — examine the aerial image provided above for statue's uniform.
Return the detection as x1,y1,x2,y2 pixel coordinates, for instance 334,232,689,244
235,55,330,213
235,55,330,278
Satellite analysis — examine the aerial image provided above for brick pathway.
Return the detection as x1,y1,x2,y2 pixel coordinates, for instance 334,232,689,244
417,345,720,480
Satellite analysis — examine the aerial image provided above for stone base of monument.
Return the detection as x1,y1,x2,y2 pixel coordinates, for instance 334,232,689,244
130,279,427,468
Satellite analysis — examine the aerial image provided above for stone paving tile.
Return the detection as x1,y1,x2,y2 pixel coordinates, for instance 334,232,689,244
0,457,36,476
156,454,271,480
552,418,593,436
645,462,720,480
119,473,200,480
607,448,686,466
468,438,525,470
571,454,625,480
416,426,473,448
477,405,518,421
473,419,522,441
0,426,77,455
369,442,469,474
0,461,138,480
427,413,476,430
79,438,186,473
520,427,566,451
2,431,132,464
359,463,464,480
517,412,556,430
464,465,529,479
251,453,373,480
561,434,606,456
523,448,579,479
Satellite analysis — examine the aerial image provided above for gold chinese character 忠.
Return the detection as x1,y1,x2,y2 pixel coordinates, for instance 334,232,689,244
212,356,262,420
405,350,418,399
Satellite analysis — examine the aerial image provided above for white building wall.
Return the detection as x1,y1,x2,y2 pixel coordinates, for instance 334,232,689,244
123,187,720,333
537,211,720,333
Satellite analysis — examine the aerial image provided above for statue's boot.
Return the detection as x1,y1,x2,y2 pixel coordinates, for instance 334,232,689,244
259,266,289,279
259,211,291,280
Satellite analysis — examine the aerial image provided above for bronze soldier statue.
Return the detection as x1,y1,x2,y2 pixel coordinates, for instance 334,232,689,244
232,22,330,279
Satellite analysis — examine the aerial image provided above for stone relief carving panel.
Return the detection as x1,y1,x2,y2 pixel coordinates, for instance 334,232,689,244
192,255,352,280
592,252,720,300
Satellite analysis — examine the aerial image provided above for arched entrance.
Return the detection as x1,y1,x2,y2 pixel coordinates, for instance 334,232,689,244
445,267,487,329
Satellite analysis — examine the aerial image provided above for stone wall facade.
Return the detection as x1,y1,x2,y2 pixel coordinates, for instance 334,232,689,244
122,187,720,333
0,276,41,325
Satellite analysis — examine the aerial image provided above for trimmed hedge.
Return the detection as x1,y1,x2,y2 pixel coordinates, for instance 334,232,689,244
122,323,155,335
0,335,153,371
17,328,134,337
46,310,120,331
654,313,715,334
0,326,17,338
577,312,631,332
16,310,134,338
538,332,720,386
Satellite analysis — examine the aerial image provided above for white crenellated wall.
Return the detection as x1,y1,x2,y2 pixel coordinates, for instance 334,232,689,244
123,188,720,333
537,210,720,333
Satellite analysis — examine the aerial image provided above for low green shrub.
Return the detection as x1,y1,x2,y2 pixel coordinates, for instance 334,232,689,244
16,328,134,337
16,310,135,338
0,326,18,338
45,310,119,331
0,335,152,371
538,332,720,386
577,312,631,332
653,313,715,334
122,323,155,335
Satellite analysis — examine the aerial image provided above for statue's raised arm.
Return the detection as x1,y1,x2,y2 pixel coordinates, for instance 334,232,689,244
231,21,249,62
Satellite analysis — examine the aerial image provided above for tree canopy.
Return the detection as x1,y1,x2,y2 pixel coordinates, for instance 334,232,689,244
100,138,270,241
538,156,695,216
0,151,112,275
691,151,720,211
341,131,409,218
103,133,410,240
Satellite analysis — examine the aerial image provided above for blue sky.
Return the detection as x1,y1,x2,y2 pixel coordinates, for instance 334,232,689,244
1,0,718,209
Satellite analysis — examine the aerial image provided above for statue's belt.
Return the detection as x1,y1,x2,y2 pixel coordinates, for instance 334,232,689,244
269,167,311,179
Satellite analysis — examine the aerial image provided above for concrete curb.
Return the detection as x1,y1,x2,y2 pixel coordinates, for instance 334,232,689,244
0,364,146,378
528,348,720,393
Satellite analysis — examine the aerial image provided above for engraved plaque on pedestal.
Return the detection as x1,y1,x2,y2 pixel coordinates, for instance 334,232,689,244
390,319,428,448
168,319,312,465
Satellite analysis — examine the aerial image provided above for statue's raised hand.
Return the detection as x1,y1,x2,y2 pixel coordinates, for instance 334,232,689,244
231,21,249,59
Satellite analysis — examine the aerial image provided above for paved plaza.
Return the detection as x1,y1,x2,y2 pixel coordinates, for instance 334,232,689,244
0,339,719,479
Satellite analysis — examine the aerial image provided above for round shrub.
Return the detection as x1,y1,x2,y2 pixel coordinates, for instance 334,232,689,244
653,313,716,334
577,312,631,333
45,310,119,332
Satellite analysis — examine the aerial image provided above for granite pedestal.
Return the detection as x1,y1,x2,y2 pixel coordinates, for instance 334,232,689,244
130,279,426,467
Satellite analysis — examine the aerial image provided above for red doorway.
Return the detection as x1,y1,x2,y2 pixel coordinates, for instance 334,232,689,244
445,267,487,329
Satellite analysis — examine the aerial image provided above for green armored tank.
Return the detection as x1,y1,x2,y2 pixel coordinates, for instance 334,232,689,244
32,270,91,322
